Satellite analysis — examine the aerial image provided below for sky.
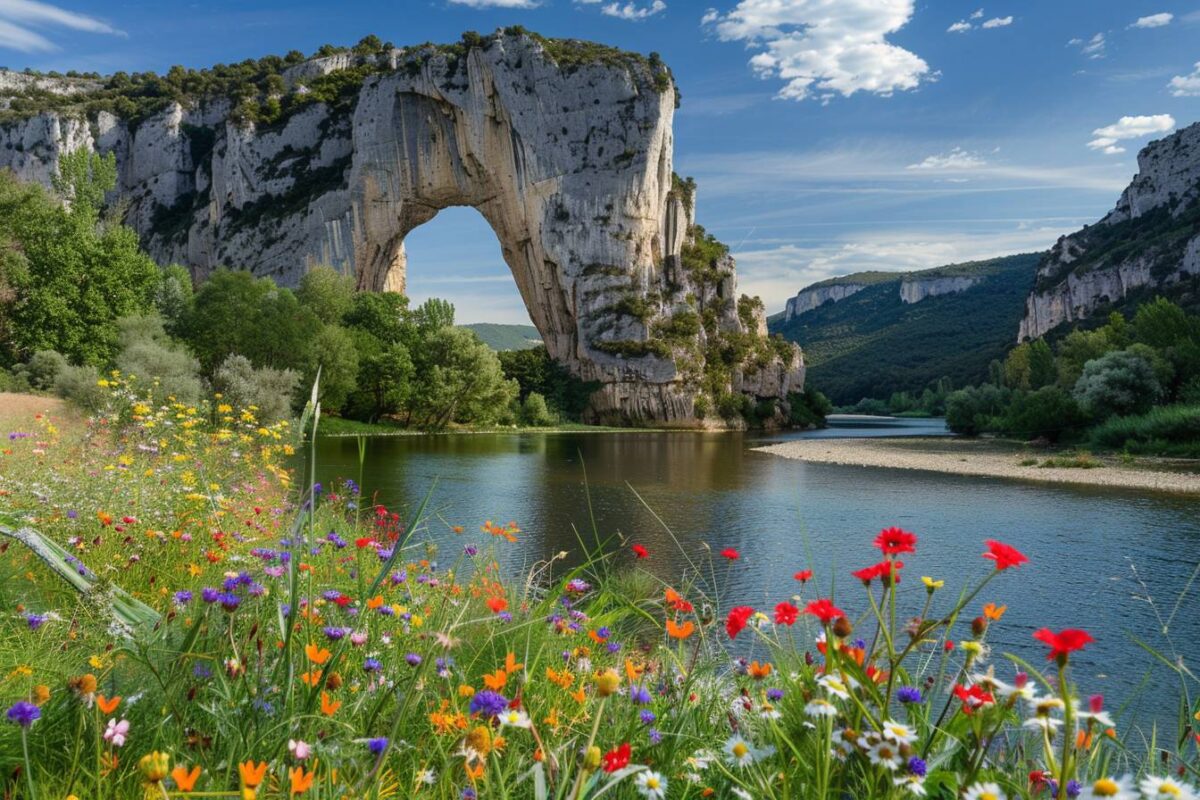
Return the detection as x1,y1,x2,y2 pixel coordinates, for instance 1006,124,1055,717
2,0,1198,323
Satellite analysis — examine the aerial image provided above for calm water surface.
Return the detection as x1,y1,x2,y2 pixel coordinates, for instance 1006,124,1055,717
313,417,1199,725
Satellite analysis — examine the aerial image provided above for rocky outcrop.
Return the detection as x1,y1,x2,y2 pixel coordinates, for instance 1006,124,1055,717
783,283,866,321
1018,121,1200,340
0,31,802,426
899,275,981,304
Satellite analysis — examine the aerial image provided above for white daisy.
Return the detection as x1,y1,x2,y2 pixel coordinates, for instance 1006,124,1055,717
881,721,917,745
498,709,531,728
723,734,774,768
866,739,903,770
1023,716,1062,732
894,774,928,796
635,769,667,799
819,674,851,700
1078,774,1136,799
805,698,838,718
1139,776,1198,800
963,781,1006,800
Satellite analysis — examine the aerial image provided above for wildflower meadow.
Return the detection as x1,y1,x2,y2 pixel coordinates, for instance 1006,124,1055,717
0,377,1197,800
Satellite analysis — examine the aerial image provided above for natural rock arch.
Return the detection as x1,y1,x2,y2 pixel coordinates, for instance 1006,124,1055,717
0,30,804,425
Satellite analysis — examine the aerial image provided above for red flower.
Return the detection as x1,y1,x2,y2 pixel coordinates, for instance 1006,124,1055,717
355,537,374,549
602,742,631,773
631,544,649,559
852,560,903,585
774,602,799,626
793,569,813,583
803,598,844,625
720,547,740,561
873,526,917,555
725,606,755,639
953,683,994,714
333,594,352,608
983,539,1028,570
1033,628,1094,661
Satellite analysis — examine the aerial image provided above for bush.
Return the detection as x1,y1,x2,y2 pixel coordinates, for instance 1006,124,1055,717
53,363,106,411
18,350,68,391
1089,404,1200,456
497,346,598,422
945,384,1012,435
788,387,832,428
212,354,300,423
114,314,204,404
1073,349,1160,420
0,365,29,392
520,392,555,426
998,387,1085,442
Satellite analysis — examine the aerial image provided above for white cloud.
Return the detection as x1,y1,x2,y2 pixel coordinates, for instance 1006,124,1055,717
1087,114,1176,154
0,0,121,51
599,0,665,20
1130,12,1172,29
948,12,1011,34
906,147,987,170
705,0,931,102
449,0,537,7
947,20,972,33
969,8,984,19
1168,62,1200,97
700,7,719,24
981,16,1012,29
1069,32,1106,59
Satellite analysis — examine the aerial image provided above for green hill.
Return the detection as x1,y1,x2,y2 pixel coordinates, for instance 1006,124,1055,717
461,323,543,351
769,254,1040,404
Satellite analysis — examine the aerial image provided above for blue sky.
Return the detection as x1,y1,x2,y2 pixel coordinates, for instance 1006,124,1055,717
3,0,1199,323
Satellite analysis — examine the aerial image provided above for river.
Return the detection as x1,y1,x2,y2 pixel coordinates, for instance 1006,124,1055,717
312,417,1199,727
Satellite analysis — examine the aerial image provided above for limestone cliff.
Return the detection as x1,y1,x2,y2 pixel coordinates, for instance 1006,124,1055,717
780,269,982,322
783,283,867,321
1018,121,1200,341
899,275,982,304
0,30,802,426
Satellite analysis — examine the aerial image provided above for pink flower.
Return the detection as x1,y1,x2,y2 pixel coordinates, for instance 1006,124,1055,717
103,718,130,747
288,739,312,760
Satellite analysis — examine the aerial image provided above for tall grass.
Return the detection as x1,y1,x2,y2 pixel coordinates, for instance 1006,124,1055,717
1089,404,1200,457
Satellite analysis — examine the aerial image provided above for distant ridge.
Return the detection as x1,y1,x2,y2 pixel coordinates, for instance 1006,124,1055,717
769,254,1040,404
461,323,543,351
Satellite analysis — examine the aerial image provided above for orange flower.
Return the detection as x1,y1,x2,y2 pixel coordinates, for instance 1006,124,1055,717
289,766,315,795
570,687,586,704
486,596,508,614
239,761,268,789
983,602,1007,621
624,659,645,682
748,660,772,679
96,694,121,714
482,669,508,691
305,643,331,665
465,761,485,780
171,765,201,791
320,691,341,716
300,670,322,687
366,595,385,610
504,652,523,674
666,619,695,640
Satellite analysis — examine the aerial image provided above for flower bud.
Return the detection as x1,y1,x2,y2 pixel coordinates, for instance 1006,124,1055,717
583,745,602,771
594,669,620,698
139,751,170,783
832,616,853,639
971,616,988,637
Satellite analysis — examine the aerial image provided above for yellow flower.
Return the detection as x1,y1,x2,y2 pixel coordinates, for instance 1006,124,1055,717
594,669,620,698
139,751,171,783
921,576,944,591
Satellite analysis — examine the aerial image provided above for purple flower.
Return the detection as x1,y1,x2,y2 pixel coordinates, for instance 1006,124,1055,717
907,757,926,777
66,509,78,519
605,642,621,654
364,658,382,672
630,685,651,705
25,613,46,631
218,592,241,612
639,709,656,725
463,545,478,557
174,590,193,605
897,686,922,704
461,789,477,800
323,627,348,641
497,612,513,623
6,701,39,728
648,728,662,745
469,690,508,718
766,688,784,701
404,653,421,667
366,737,388,755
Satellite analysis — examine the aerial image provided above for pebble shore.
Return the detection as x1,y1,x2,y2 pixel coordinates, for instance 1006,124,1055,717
754,437,1200,495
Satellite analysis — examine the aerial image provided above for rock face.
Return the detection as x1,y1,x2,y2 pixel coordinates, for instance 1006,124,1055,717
0,31,802,426
899,275,981,304
1018,121,1200,341
783,283,866,321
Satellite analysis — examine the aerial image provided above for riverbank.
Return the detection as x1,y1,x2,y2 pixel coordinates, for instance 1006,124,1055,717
755,436,1200,494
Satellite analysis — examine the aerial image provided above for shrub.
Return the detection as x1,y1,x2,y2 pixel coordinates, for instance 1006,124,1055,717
52,363,106,411
788,387,832,428
945,384,1012,435
999,386,1086,442
1073,349,1160,420
1089,404,1200,456
520,392,555,426
18,350,68,391
212,354,300,423
0,365,29,392
114,314,204,404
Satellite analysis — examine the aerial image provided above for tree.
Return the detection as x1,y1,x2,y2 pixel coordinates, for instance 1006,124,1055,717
407,326,517,429
497,345,599,421
343,332,414,421
52,149,117,221
945,384,1012,435
181,269,273,373
1055,328,1115,388
1133,297,1193,351
520,392,555,426
1073,349,1161,420
304,325,359,412
1003,339,1054,390
155,264,194,336
412,297,456,332
999,387,1085,442
344,292,410,343
0,167,159,366
296,265,355,325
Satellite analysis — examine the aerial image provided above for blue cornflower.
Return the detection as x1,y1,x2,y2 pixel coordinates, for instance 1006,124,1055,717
898,686,922,704
366,737,388,755
907,757,927,777
469,690,508,718
364,658,382,672
639,709,657,725
6,701,39,728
